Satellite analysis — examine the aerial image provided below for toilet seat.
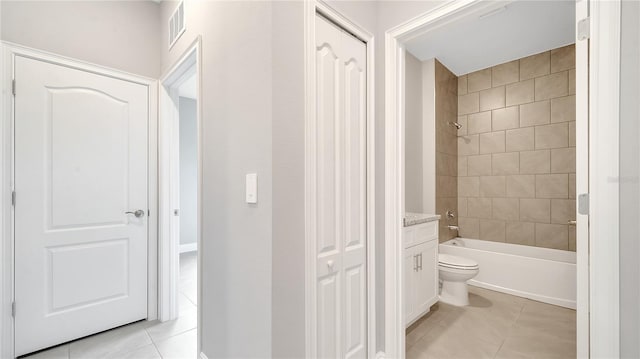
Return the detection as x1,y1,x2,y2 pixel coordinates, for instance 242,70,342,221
438,253,479,270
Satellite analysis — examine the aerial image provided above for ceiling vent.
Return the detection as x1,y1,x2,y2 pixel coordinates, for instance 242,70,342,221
168,1,186,49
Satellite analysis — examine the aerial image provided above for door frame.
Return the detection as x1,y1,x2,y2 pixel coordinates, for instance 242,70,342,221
0,42,159,359
383,0,621,358
157,37,202,350
304,1,377,357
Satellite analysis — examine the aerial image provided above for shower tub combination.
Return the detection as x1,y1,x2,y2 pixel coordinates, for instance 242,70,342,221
439,238,576,309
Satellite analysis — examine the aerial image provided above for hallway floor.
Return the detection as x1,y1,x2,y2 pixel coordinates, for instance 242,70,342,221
406,286,576,359
22,252,198,359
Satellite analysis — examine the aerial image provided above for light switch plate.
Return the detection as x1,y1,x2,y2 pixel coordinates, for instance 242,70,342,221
246,173,258,204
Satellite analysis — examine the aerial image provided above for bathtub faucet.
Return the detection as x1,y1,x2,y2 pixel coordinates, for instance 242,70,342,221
447,225,459,231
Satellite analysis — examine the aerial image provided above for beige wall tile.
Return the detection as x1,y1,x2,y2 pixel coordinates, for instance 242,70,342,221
458,75,468,95
506,127,535,152
569,226,576,251
458,176,480,197
467,68,492,93
437,175,457,197
520,198,551,223
458,135,479,156
551,148,576,173
520,52,550,80
479,86,506,111
492,152,519,175
568,69,576,95
458,156,468,176
569,173,576,199
551,95,576,123
467,111,492,134
550,45,575,73
535,123,569,149
506,79,534,106
468,197,492,219
536,174,569,198
457,115,468,136
458,217,479,238
520,150,551,174
520,100,550,127
480,176,506,197
569,121,575,147
535,223,569,250
459,93,479,115
467,154,492,176
479,131,505,154
551,199,576,224
458,197,468,217
480,219,506,242
492,106,519,131
506,222,535,246
535,71,569,101
492,60,519,87
493,198,519,221
507,175,536,198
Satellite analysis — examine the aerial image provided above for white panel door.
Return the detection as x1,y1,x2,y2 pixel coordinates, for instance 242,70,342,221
315,14,367,359
14,56,149,356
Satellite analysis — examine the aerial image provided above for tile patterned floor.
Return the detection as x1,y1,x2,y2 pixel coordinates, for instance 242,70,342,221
406,286,576,359
22,252,198,359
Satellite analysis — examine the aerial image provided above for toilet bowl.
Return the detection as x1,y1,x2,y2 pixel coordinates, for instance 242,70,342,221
438,253,479,306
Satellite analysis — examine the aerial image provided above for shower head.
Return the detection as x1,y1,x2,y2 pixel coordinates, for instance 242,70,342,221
449,121,463,130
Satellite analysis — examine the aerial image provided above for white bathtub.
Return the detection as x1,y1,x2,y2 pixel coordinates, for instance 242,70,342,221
439,238,576,309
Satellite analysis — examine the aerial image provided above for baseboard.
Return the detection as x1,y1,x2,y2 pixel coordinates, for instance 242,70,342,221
200,352,209,359
180,243,197,253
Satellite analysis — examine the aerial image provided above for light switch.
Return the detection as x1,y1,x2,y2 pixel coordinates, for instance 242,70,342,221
246,173,258,204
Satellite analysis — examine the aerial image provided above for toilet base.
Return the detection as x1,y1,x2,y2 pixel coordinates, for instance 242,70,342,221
439,280,470,306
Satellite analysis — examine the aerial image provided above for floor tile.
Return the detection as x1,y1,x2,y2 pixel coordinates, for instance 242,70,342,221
21,344,69,359
146,307,197,343
407,286,575,359
110,343,161,359
155,329,197,359
69,321,152,359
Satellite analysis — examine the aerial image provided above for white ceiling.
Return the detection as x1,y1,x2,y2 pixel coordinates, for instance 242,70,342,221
178,73,197,99
404,0,575,76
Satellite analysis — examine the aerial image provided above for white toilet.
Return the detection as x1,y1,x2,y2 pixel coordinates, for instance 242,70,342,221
438,253,479,306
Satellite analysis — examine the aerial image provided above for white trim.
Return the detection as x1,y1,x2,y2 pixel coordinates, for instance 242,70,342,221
180,243,197,254
589,1,621,357
304,1,376,357
0,42,157,359
574,0,589,357
158,36,203,356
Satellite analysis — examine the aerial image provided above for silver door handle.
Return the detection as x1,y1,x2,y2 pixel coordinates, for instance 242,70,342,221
413,255,418,271
125,209,145,218
418,253,423,271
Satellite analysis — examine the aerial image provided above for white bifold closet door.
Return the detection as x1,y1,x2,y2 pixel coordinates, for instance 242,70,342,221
13,56,149,356
314,14,367,359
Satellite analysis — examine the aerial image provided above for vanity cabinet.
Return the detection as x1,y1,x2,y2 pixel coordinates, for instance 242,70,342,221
404,220,439,327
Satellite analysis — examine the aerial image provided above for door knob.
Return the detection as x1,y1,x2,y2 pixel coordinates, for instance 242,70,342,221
125,209,145,218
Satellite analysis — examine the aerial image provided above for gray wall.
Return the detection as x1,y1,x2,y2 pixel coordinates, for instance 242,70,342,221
160,1,273,357
179,97,197,246
620,1,640,357
0,1,161,78
405,52,424,213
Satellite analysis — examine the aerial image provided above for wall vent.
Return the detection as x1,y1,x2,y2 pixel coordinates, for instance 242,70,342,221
168,1,186,49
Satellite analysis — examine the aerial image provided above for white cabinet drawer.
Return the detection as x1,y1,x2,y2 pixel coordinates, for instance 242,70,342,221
404,220,438,249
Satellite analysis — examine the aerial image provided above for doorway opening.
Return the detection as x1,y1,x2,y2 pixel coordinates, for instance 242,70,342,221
383,1,601,358
158,38,202,357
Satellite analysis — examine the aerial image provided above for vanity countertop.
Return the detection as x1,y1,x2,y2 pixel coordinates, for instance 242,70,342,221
403,212,440,227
